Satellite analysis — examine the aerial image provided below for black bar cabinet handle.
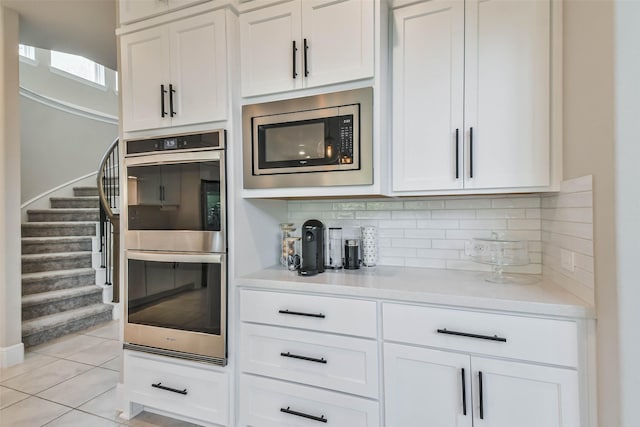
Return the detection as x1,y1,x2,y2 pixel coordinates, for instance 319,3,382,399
437,328,507,342
278,309,325,318
455,128,460,179
160,84,167,117
303,38,309,77
469,127,474,178
152,382,187,395
461,368,467,416
169,84,176,117
292,40,298,79
281,407,327,423
479,371,484,419
281,352,327,364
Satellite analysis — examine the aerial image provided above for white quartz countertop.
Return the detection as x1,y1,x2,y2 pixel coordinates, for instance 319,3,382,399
237,266,595,319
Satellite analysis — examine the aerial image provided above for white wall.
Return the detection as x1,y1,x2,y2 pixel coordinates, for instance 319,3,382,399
614,1,640,425
0,6,23,367
563,0,618,424
19,47,118,204
20,46,118,116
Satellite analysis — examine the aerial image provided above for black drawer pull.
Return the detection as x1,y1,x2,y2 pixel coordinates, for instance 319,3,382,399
437,328,507,342
479,371,484,419
281,352,327,364
281,406,327,423
278,309,325,318
151,382,187,395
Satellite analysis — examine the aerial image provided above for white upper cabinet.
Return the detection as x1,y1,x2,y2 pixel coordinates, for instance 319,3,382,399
119,0,205,25
391,0,464,192
464,0,551,189
392,0,557,194
120,10,228,132
240,0,374,97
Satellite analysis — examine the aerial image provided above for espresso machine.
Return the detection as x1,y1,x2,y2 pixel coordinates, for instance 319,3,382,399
299,219,325,276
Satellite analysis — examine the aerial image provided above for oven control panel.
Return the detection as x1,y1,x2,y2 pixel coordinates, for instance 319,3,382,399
126,131,224,156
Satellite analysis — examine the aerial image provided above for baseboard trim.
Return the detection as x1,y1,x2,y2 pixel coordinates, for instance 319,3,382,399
0,342,25,368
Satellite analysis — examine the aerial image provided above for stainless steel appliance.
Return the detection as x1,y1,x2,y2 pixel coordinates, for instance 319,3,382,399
242,87,373,189
125,131,226,253
123,130,228,365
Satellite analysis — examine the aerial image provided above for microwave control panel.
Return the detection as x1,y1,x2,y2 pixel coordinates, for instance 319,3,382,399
339,115,354,164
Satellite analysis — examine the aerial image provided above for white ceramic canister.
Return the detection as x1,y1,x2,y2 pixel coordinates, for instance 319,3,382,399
361,225,377,267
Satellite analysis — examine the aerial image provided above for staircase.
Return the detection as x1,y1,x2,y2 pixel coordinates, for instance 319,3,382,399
21,186,113,347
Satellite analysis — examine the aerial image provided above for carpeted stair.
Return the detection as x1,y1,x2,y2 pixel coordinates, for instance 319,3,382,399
21,186,112,347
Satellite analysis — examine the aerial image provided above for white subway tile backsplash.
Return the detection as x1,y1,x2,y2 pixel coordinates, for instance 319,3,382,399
355,211,392,220
392,210,432,219
367,201,404,210
333,202,367,211
378,219,417,229
445,229,495,240
379,247,417,257
476,208,526,219
416,248,460,259
459,219,508,230
416,219,459,229
491,197,540,208
392,238,432,248
432,210,477,219
526,208,542,219
507,219,541,230
378,256,405,267
404,200,445,210
378,229,405,238
541,175,594,305
409,229,447,239
431,240,466,250
445,199,492,209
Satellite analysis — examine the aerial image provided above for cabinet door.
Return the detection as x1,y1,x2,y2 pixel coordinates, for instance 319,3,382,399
121,26,171,132
391,0,464,192
301,0,374,88
471,357,580,427
384,343,472,427
464,0,551,189
240,1,302,96
169,11,227,127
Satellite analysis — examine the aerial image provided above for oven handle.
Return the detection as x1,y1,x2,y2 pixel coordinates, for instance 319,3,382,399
124,150,222,167
126,250,224,264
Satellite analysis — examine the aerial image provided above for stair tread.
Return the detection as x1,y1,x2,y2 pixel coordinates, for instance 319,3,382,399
22,286,102,306
22,221,97,226
50,196,99,200
22,251,92,260
22,236,93,242
22,304,111,336
22,268,95,281
27,208,99,213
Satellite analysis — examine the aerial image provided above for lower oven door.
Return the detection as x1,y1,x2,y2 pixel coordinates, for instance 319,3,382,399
125,250,226,365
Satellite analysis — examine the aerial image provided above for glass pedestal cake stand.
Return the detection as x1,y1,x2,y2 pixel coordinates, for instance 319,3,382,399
466,236,537,285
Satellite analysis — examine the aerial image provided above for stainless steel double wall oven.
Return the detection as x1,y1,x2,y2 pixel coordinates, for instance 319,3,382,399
124,130,227,365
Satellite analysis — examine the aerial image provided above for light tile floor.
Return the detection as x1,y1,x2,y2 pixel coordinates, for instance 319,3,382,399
0,321,200,427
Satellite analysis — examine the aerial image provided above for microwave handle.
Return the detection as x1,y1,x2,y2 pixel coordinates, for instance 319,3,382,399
292,41,298,79
127,250,224,264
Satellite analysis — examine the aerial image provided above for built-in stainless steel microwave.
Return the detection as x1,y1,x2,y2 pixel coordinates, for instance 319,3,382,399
242,87,373,189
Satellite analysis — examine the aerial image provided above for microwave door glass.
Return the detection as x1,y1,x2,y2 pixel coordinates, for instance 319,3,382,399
264,122,326,164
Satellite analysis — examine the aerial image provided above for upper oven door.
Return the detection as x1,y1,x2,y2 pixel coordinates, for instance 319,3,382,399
125,150,226,253
253,105,360,175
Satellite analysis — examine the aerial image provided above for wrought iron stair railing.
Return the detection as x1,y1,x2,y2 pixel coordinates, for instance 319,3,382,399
97,138,120,303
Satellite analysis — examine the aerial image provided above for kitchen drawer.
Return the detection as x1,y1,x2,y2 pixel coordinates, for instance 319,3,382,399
382,303,578,367
240,323,379,398
240,289,377,338
239,374,380,427
123,350,228,425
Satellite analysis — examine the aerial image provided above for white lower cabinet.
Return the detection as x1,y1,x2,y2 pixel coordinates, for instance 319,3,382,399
384,343,580,427
239,375,379,427
382,302,582,427
122,350,229,426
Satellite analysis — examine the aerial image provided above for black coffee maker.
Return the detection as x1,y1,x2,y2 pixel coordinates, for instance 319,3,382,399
299,219,324,276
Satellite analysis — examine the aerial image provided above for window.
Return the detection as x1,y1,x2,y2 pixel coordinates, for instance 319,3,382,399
50,50,105,86
18,44,35,60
